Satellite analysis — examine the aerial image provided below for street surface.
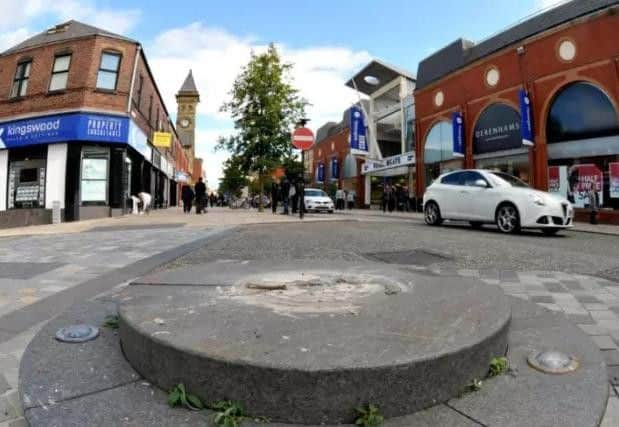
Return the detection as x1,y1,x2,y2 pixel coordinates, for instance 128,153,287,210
1,207,619,426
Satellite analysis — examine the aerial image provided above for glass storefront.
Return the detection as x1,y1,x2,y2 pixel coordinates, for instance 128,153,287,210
475,151,531,183
424,121,463,186
80,146,110,205
546,82,619,210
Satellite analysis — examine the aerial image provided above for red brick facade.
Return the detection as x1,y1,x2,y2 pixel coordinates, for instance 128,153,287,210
311,128,365,204
0,33,188,179
414,6,619,222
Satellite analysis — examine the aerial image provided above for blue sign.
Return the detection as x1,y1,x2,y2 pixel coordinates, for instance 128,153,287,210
451,112,465,157
0,113,129,149
330,157,339,180
316,163,325,182
519,89,534,146
350,105,367,151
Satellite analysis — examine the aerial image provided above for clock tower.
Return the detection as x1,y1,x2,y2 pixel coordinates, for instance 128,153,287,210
175,70,200,167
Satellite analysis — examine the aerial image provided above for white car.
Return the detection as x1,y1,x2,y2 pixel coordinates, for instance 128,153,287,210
422,170,573,235
304,188,334,213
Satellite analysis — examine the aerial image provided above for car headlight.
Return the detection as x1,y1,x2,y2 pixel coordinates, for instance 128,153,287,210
531,195,546,206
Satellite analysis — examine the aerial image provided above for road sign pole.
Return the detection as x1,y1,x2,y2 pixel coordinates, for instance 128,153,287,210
300,148,305,220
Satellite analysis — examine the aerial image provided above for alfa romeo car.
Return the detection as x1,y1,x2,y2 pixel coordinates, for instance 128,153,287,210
422,170,573,235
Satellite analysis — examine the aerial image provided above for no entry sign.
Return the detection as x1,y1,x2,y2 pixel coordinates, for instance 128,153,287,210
292,127,314,151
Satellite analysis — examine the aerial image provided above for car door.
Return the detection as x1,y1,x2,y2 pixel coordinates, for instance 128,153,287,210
455,171,490,220
436,171,463,219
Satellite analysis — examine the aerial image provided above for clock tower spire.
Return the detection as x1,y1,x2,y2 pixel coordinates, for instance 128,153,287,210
176,70,200,170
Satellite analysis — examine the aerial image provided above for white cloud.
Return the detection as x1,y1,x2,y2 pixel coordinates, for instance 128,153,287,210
147,22,371,187
0,0,140,51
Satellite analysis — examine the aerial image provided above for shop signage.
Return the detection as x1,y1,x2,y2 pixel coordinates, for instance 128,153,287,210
330,157,339,180
473,103,522,155
361,152,415,175
316,163,325,182
451,112,464,157
567,164,604,208
519,89,534,146
610,162,619,199
153,131,172,148
175,171,189,182
128,121,152,161
0,113,128,149
349,105,368,152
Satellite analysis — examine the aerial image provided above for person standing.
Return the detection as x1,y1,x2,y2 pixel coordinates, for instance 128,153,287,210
181,184,194,214
335,187,345,210
587,185,599,225
382,184,390,213
347,190,355,210
281,177,291,215
271,181,279,214
194,177,207,214
290,179,298,214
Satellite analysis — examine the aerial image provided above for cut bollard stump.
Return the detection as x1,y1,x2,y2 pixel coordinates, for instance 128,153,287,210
119,261,511,425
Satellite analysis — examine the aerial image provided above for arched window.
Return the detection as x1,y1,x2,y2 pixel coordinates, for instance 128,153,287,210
424,121,454,164
423,121,462,186
547,82,619,143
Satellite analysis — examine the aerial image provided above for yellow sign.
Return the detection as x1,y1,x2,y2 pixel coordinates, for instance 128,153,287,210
153,132,172,148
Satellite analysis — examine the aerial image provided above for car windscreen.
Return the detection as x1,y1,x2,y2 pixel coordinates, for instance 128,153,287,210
305,190,327,197
489,172,529,188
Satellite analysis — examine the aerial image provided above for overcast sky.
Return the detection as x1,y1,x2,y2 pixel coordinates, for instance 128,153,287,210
1,0,565,187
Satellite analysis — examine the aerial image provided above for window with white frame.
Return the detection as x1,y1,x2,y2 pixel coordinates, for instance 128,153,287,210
49,54,71,91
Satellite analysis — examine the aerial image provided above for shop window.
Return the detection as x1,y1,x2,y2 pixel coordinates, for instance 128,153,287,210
8,147,47,209
424,121,462,185
96,52,121,90
476,153,530,183
49,54,71,91
10,60,31,98
81,148,109,205
547,82,619,143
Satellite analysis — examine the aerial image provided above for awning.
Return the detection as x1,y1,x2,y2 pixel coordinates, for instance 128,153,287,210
346,59,416,96
362,152,415,176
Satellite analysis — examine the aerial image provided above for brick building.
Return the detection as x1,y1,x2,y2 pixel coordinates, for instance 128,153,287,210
311,107,366,206
414,0,619,223
0,20,191,227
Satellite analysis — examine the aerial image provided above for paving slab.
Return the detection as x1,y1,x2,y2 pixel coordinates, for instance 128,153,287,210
18,300,139,410
449,298,608,427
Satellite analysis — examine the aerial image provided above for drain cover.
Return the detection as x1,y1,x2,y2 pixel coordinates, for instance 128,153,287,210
364,249,451,266
527,350,578,374
56,324,99,343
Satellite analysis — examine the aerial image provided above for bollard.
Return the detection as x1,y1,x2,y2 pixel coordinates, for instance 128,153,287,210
52,201,61,224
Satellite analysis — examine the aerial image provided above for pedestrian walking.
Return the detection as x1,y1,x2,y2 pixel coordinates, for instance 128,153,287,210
382,184,391,213
271,181,279,214
209,192,215,208
194,177,207,214
181,184,194,214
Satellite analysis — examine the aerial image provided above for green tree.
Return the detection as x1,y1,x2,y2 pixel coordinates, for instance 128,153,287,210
217,44,307,211
218,156,248,198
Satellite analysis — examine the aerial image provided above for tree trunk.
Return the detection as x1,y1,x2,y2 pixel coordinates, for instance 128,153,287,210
258,174,265,212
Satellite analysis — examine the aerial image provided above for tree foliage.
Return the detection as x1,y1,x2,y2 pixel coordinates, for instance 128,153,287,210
218,156,248,197
217,44,307,209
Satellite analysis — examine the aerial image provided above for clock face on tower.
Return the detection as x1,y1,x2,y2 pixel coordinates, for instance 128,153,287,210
180,118,190,128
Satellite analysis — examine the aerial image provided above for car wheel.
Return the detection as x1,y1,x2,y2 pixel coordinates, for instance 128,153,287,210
470,221,483,229
424,202,443,226
495,203,521,234
541,228,560,236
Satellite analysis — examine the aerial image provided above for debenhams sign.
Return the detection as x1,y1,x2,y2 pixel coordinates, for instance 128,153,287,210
473,103,522,155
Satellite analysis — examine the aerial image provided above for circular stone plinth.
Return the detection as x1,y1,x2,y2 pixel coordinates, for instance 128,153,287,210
119,261,511,424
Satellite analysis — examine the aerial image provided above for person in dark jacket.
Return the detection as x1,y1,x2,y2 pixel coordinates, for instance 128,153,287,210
280,177,291,215
194,177,207,214
271,182,280,214
181,185,194,214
